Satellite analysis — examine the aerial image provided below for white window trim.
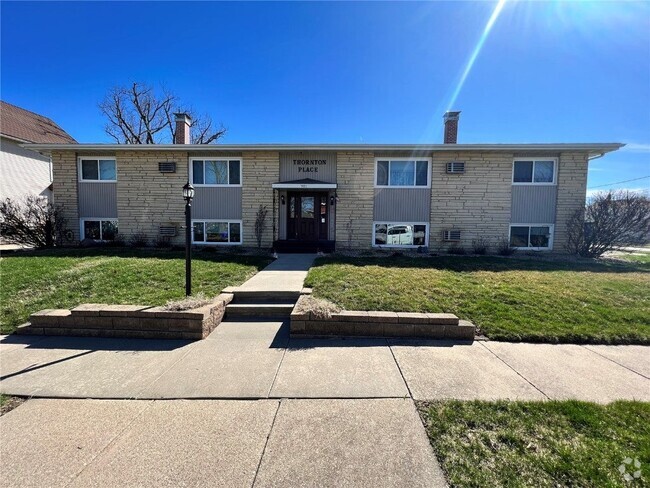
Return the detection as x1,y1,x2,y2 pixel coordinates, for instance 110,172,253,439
512,157,558,186
189,158,243,187
79,218,119,241
192,219,243,245
509,223,555,251
78,157,117,183
372,221,429,248
374,157,432,189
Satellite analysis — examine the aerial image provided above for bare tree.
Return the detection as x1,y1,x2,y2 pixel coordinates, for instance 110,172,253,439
254,205,269,248
0,196,66,247
99,82,226,144
566,190,650,257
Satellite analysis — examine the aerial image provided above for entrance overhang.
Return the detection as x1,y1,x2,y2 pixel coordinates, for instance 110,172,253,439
271,178,337,190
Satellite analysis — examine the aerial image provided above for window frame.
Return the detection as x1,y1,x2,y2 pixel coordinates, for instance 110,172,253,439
372,221,429,248
374,157,431,189
509,223,554,251
511,157,558,186
191,219,243,245
189,158,243,187
79,218,119,241
78,157,117,183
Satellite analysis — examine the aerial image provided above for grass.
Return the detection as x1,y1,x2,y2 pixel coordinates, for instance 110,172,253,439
0,394,25,416
304,256,650,344
418,400,650,488
619,253,650,264
0,247,271,334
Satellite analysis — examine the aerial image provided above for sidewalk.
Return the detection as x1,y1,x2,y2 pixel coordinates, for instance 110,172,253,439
233,253,316,292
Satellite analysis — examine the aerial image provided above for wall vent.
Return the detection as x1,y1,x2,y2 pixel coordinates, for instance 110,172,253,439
159,225,177,237
446,161,465,174
158,162,177,173
442,230,462,242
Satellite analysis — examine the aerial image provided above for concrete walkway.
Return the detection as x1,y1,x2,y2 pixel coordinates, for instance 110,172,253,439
233,253,316,292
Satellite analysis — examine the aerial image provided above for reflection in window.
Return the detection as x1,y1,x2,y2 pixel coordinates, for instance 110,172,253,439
374,223,427,247
376,160,429,187
192,220,242,244
513,160,555,184
510,225,552,248
82,219,118,241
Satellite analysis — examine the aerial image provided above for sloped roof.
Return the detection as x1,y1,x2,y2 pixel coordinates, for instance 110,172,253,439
0,100,76,144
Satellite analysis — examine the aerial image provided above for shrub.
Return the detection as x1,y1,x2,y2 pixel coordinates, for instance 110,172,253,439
254,205,268,248
496,238,516,256
0,196,65,247
447,245,466,255
471,238,489,255
128,232,149,247
154,236,173,249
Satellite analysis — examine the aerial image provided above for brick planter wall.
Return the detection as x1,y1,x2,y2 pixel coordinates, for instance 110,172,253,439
18,293,233,340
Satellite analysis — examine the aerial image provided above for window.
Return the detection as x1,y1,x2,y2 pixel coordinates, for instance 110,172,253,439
191,159,241,186
509,225,554,250
373,222,428,247
513,158,556,184
80,219,118,241
79,158,116,181
192,220,242,244
375,159,430,187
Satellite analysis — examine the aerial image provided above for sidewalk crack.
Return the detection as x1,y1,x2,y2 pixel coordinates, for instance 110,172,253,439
251,399,282,487
388,340,414,400
580,345,650,380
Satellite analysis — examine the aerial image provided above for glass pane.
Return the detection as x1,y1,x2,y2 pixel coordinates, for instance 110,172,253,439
81,160,98,180
415,161,428,186
301,197,314,218
192,161,204,184
387,224,414,245
510,226,529,247
413,225,426,245
530,226,550,247
205,161,227,184
229,223,241,243
376,161,389,186
289,196,296,218
206,222,228,242
99,160,116,180
374,224,387,245
534,161,554,183
101,220,118,240
84,220,101,240
513,161,533,183
228,160,240,185
320,196,327,215
193,222,204,242
389,161,415,186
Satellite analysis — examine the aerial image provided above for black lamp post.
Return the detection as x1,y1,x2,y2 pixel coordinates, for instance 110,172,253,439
182,181,195,296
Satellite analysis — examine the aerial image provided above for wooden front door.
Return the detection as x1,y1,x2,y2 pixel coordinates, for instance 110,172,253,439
287,192,327,241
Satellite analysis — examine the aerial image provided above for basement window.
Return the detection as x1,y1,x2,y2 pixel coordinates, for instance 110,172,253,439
80,219,118,241
192,220,242,245
191,159,241,186
373,222,428,247
509,224,554,250
79,158,116,182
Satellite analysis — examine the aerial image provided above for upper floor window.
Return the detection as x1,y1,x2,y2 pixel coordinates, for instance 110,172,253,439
375,158,430,187
79,158,116,182
191,159,241,186
512,158,556,185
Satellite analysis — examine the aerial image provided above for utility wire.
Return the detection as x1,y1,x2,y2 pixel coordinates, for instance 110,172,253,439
587,175,650,189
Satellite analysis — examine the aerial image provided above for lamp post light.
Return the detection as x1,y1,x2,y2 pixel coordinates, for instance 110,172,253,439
182,181,195,296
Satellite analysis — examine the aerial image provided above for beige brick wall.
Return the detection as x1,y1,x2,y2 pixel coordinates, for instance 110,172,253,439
241,151,279,248
335,152,374,248
51,151,80,243
554,152,589,252
116,151,188,245
429,152,513,252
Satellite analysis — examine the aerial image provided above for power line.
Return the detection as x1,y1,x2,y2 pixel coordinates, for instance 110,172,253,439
588,175,650,189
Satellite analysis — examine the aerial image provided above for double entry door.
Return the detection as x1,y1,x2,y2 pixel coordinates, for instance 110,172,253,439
287,192,328,241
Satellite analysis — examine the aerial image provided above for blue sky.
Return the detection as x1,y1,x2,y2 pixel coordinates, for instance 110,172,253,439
2,1,649,194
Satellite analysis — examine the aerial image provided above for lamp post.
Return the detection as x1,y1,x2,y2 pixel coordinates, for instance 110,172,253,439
182,181,195,296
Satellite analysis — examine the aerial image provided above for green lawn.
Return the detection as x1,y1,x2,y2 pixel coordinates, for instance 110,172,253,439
619,253,650,264
418,400,649,487
304,256,650,343
0,248,271,334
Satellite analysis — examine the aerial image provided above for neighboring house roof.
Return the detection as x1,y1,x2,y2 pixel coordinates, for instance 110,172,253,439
0,100,76,144
24,142,623,158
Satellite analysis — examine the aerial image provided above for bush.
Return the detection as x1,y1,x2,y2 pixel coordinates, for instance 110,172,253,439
254,205,268,248
128,232,149,247
496,239,516,256
0,196,65,247
154,236,173,249
471,238,489,255
447,245,466,255
566,190,650,257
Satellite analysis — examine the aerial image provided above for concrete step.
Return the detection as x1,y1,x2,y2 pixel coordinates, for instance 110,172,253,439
225,303,294,318
231,290,301,303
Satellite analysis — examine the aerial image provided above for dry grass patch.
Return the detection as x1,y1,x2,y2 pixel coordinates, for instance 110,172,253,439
294,294,341,319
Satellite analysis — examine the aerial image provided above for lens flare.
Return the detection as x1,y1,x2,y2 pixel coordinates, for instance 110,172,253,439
446,0,507,112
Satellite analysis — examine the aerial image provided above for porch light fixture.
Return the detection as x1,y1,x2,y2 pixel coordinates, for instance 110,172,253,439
281,195,285,205
182,181,194,296
330,195,335,206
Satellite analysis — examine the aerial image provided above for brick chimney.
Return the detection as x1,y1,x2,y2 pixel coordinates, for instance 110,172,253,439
443,111,461,144
174,113,192,144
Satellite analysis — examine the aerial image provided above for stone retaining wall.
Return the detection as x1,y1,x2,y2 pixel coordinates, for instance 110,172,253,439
17,293,233,340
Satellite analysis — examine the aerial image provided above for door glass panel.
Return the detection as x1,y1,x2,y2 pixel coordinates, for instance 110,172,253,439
289,196,296,218
301,197,314,218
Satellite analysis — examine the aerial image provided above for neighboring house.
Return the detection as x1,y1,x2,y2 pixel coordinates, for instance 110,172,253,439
25,112,622,252
0,100,76,202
